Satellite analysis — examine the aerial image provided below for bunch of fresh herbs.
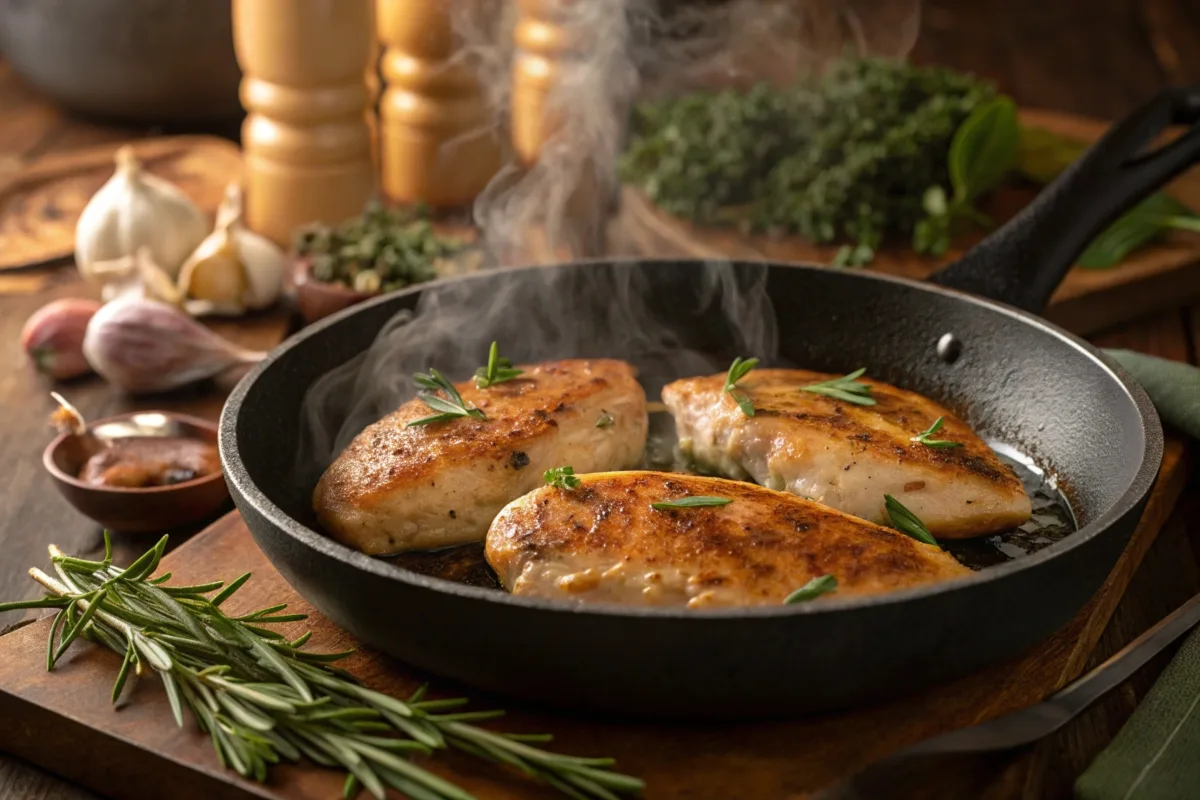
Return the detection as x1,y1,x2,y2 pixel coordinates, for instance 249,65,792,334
0,535,643,800
621,58,999,258
293,201,463,294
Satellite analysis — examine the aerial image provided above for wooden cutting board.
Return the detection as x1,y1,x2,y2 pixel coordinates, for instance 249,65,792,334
0,441,1186,800
0,135,243,272
613,109,1200,336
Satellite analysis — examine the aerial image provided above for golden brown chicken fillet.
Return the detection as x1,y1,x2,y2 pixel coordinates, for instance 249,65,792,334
486,471,971,608
314,359,647,555
661,368,1031,539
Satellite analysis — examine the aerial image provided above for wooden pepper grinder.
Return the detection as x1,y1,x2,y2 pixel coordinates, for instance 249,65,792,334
377,0,500,208
232,0,376,246
511,0,579,167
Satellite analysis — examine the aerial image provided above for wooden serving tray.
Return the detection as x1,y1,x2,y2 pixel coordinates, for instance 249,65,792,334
0,135,243,272
0,441,1186,800
613,109,1200,336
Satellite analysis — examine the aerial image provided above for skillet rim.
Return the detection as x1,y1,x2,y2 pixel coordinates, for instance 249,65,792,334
219,257,1164,620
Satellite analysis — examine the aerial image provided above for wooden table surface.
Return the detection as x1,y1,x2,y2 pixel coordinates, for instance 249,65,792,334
3,2,1200,798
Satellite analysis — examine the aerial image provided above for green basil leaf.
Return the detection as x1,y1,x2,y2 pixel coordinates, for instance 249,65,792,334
1078,193,1193,269
949,96,1019,202
1015,125,1089,185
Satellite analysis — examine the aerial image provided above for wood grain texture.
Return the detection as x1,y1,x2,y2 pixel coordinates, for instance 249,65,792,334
0,440,1186,800
614,108,1200,337
0,136,243,271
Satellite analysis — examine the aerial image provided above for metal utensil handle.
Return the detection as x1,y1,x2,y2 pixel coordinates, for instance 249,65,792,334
930,86,1200,312
1052,588,1200,718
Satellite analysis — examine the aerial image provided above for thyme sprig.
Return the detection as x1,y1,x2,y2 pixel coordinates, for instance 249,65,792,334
407,368,486,427
910,416,962,449
474,342,524,389
0,535,643,800
544,466,582,490
723,357,758,417
800,368,877,406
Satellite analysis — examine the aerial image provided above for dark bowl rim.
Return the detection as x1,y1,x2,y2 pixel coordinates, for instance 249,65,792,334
220,257,1164,621
44,410,226,495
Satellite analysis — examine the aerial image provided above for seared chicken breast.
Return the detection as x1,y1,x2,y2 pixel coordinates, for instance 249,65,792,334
487,471,970,608
314,359,647,555
661,369,1031,538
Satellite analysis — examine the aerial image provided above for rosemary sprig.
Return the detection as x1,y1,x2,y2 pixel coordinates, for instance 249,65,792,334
910,416,962,449
474,342,524,389
884,494,939,547
544,466,581,490
650,496,732,510
407,368,486,427
783,575,838,604
0,534,643,800
723,357,758,417
800,368,877,406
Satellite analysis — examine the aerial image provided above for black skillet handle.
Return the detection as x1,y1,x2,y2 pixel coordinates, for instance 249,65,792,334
928,87,1200,313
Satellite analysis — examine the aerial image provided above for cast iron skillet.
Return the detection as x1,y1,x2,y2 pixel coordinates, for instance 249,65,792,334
221,88,1200,720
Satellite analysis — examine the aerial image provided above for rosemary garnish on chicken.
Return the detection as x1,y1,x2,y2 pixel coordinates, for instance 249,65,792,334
474,341,524,389
800,368,877,406
0,535,643,800
723,357,759,417
407,368,486,427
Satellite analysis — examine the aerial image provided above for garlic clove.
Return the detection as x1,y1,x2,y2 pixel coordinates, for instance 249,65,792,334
177,222,249,316
82,296,267,395
74,146,208,288
178,183,287,313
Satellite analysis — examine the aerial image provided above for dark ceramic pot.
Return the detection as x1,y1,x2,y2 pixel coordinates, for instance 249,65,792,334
0,0,242,124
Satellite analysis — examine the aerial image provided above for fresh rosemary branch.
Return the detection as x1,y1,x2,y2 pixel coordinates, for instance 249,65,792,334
884,494,939,547
407,368,486,427
783,575,838,604
723,357,758,417
910,416,962,449
650,497,732,510
544,466,581,490
474,342,524,389
0,534,643,800
800,368,877,406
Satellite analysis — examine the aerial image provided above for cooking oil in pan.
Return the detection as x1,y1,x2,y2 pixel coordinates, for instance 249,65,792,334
384,411,1077,585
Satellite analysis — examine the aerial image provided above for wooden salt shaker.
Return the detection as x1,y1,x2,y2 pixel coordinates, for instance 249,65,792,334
377,0,499,208
232,0,376,246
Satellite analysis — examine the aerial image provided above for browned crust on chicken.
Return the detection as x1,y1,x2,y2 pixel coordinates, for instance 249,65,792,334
314,359,647,554
486,471,972,608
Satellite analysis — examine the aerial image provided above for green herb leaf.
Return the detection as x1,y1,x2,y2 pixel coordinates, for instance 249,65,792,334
1015,124,1089,185
832,243,875,268
651,496,732,510
884,494,939,547
1078,193,1195,269
783,575,838,604
800,368,876,406
474,342,524,389
910,416,963,449
723,357,759,417
6,539,643,800
595,413,614,429
407,368,486,427
544,466,582,491
949,95,1019,203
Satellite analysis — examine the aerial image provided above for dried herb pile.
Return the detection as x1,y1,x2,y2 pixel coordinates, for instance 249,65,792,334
293,202,463,294
620,58,998,257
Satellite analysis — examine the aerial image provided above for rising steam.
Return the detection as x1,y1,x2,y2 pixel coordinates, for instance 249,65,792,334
296,0,921,477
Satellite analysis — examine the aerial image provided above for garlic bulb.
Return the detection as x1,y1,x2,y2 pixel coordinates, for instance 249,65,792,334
177,183,286,315
75,147,208,296
82,296,266,395
89,247,185,307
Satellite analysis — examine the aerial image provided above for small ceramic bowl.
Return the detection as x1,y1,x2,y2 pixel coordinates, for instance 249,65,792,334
43,411,231,533
292,257,379,326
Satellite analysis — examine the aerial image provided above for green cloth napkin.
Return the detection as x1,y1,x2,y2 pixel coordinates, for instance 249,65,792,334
1075,349,1200,800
